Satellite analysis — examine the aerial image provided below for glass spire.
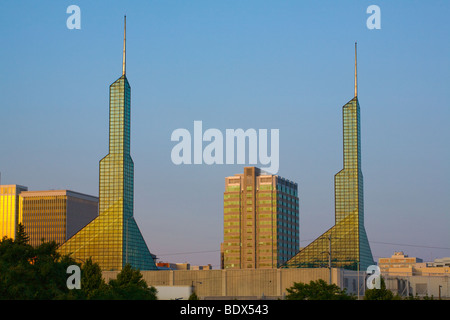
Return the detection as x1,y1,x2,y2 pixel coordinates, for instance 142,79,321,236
58,17,157,271
283,44,374,271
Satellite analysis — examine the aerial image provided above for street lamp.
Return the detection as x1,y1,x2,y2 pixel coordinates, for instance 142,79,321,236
191,281,202,298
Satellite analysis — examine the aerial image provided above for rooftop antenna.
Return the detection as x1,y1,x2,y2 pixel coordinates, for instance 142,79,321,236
122,15,126,76
354,42,357,98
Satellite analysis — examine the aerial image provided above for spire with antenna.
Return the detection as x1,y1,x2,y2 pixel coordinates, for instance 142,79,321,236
354,42,357,98
122,15,126,76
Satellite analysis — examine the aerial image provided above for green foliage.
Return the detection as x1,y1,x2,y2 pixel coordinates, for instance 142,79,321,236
286,279,356,300
405,293,434,300
0,227,157,300
0,226,79,300
15,223,29,245
105,264,158,300
189,291,199,300
363,276,402,300
79,258,107,299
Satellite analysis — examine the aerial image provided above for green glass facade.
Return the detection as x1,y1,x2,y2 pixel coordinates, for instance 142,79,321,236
283,96,374,271
58,34,157,270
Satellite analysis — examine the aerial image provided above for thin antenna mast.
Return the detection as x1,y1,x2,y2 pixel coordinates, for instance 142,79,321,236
354,42,357,97
122,15,126,76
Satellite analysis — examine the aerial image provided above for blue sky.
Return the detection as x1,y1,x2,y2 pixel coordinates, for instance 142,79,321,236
1,1,449,268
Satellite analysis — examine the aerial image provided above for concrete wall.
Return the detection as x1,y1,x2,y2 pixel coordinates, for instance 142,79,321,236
103,268,365,299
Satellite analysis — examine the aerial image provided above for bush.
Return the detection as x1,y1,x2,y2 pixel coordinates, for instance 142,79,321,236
286,279,356,300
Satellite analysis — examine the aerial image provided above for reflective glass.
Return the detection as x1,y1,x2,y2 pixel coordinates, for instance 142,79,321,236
58,76,157,271
284,97,374,271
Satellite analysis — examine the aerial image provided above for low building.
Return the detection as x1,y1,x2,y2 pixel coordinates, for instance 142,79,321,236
156,262,213,271
191,264,213,270
156,262,178,270
432,257,450,268
378,252,450,298
378,251,423,274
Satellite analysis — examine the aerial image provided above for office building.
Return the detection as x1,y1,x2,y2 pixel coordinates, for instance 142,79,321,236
222,166,299,269
19,190,98,247
378,251,423,274
284,43,375,271
58,17,158,271
0,185,28,240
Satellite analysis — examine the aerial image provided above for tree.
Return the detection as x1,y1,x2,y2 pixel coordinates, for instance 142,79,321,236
189,291,199,300
106,264,157,300
0,236,35,299
364,276,401,300
0,226,158,300
32,241,80,299
0,228,79,299
79,258,107,299
15,223,29,245
286,279,356,300
77,261,158,300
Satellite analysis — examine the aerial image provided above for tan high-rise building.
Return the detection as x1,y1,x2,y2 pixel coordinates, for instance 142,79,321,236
0,185,28,240
19,190,98,247
222,167,299,269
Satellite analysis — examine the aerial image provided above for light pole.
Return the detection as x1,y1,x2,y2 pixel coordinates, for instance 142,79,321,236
321,235,332,284
191,281,202,298
321,234,340,285
328,234,331,285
